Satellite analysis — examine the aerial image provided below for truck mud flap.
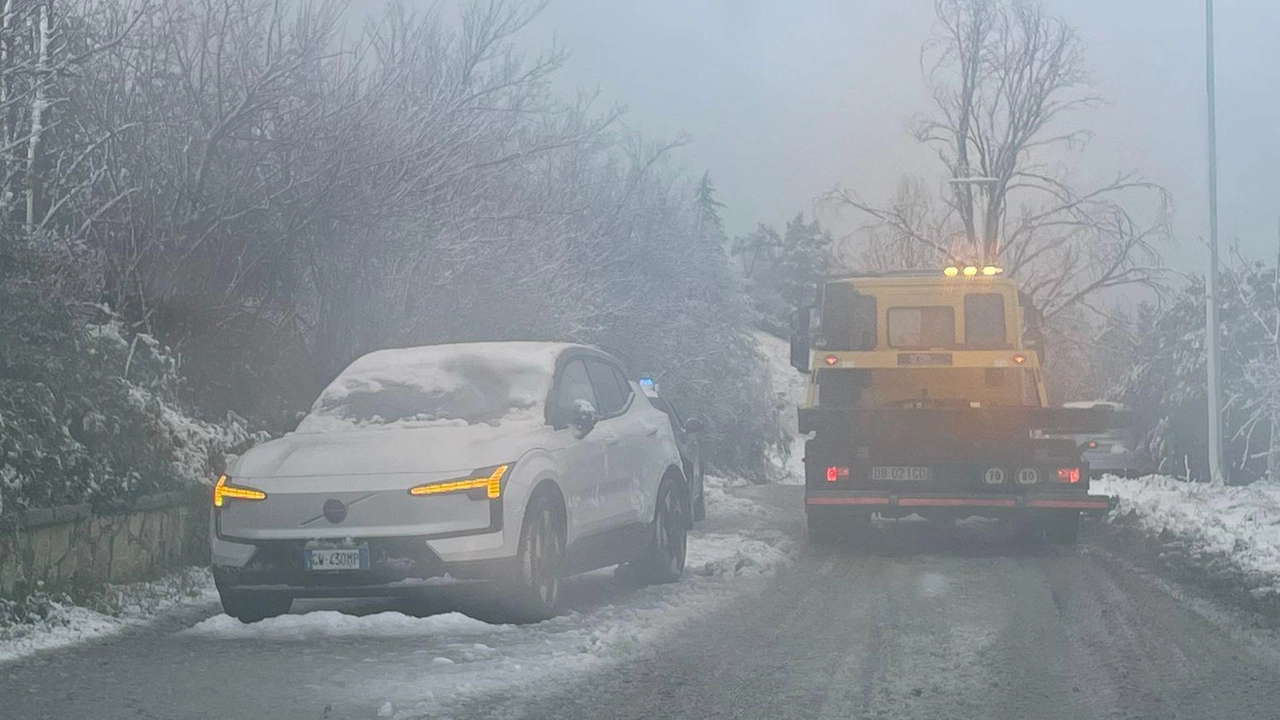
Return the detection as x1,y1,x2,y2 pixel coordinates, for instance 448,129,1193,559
806,494,1116,514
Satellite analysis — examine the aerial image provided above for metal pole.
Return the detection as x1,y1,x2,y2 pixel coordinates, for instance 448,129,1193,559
1205,0,1226,484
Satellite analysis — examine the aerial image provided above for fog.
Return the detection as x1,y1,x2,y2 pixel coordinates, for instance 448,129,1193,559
369,0,1280,271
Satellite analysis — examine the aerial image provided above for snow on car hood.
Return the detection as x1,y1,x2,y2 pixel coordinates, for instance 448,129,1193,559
230,423,553,479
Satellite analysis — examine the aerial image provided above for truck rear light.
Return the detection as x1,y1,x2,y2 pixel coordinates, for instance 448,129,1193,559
824,355,839,366
1056,467,1081,484
826,466,850,482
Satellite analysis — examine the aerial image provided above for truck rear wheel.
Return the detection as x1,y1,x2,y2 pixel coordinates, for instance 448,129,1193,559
1043,512,1081,545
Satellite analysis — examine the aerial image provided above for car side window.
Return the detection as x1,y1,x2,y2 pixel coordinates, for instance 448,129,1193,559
610,365,635,410
584,359,627,418
555,359,597,423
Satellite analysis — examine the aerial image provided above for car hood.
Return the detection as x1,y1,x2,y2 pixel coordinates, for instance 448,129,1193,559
230,423,551,479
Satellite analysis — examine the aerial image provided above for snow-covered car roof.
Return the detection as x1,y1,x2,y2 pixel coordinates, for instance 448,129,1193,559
298,342,591,432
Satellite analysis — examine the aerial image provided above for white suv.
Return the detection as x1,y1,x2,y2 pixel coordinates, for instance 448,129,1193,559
210,342,689,622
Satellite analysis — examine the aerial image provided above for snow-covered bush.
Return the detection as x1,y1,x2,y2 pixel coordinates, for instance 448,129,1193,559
0,234,256,519
1120,264,1280,483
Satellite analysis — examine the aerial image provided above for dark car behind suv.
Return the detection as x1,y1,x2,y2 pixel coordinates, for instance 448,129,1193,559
641,379,707,521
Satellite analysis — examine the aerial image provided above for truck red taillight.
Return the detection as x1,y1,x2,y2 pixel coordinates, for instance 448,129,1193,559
826,466,850,482
1056,468,1081,484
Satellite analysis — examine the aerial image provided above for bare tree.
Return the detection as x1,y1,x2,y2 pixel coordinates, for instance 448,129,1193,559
829,0,1171,320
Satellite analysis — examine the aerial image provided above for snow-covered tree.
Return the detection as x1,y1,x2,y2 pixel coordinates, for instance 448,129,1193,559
829,0,1169,320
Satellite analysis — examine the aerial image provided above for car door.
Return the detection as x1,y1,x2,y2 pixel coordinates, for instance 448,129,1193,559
551,357,611,538
582,358,635,528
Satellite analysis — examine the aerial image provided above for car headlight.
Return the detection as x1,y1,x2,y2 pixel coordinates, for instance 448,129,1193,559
409,464,510,500
213,474,267,507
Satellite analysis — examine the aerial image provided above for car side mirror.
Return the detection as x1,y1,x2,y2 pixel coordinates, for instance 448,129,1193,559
571,400,598,438
683,417,704,434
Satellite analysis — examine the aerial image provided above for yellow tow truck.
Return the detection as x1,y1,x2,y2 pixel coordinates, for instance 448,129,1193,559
788,267,1119,544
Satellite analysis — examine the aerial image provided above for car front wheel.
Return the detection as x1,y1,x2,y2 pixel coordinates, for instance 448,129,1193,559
218,589,292,624
504,492,566,623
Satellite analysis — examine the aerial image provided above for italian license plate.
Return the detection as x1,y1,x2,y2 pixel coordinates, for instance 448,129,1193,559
897,352,953,366
870,466,931,481
305,548,369,571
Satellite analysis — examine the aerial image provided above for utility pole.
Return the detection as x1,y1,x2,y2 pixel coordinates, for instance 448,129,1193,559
1205,0,1226,484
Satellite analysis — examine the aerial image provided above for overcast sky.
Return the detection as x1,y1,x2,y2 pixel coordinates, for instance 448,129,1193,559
369,0,1280,272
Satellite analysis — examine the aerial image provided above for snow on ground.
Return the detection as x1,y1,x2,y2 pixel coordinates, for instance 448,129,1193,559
182,488,794,719
1096,475,1280,596
756,331,808,484
0,567,215,664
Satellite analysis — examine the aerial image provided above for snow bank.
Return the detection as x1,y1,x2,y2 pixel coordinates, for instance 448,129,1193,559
0,567,215,664
186,609,509,640
686,530,792,578
755,331,808,484
703,484,767,520
1096,475,1280,596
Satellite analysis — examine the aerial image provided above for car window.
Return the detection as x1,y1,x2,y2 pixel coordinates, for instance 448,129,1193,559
555,359,597,422
965,293,1007,346
610,365,635,409
822,283,877,351
888,306,955,349
584,359,627,417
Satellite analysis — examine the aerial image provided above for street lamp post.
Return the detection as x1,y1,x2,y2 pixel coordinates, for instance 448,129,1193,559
1205,0,1226,484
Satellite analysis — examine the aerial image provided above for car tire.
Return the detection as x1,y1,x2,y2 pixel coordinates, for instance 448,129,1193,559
1043,512,1081,545
504,491,566,623
692,467,706,523
637,479,687,585
219,589,292,624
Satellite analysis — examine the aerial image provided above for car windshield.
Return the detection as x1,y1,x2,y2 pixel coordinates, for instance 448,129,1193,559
296,346,556,432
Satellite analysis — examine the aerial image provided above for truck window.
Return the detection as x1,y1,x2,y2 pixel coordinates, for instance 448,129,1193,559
887,307,954,349
822,283,876,351
965,293,1007,346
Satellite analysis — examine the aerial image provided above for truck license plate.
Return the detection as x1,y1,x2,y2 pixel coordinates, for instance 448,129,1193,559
305,548,369,571
870,466,931,481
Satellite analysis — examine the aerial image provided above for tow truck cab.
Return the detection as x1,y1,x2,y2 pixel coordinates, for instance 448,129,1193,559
789,270,1118,544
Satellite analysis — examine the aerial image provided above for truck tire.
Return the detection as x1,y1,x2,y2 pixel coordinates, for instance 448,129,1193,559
807,513,837,545
1043,512,1081,545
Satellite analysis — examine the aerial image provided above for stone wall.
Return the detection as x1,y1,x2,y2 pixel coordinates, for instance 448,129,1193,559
0,489,208,598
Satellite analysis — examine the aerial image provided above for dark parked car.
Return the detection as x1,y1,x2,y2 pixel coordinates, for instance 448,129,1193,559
640,378,707,521
1062,400,1154,478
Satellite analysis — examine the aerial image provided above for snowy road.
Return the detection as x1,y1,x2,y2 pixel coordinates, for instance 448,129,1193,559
7,484,1280,719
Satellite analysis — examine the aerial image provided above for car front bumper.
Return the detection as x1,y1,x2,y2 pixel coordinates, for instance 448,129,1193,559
211,530,517,596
